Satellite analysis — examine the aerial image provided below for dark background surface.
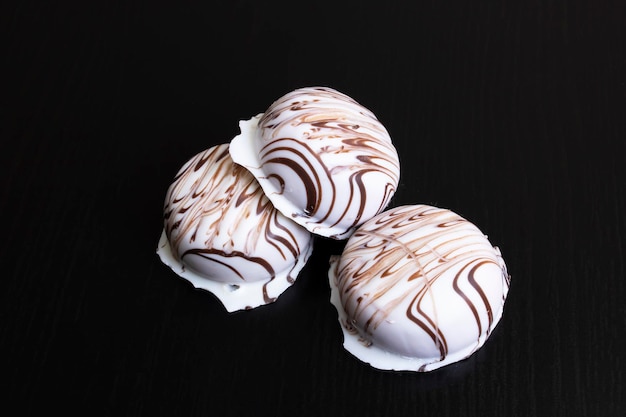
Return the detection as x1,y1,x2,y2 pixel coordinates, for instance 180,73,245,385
2,1,625,416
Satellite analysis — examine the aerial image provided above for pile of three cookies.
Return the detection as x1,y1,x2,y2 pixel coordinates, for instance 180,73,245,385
157,87,510,372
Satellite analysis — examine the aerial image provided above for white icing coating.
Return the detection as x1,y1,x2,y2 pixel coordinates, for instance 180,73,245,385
328,204,510,371
156,144,314,312
229,87,400,240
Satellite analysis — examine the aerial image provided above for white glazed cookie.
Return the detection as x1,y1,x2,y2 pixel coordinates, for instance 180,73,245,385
157,143,314,312
328,204,510,371
229,86,400,240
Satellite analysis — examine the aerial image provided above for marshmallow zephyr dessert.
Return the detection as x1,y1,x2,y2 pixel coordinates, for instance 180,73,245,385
328,204,510,372
229,86,401,240
157,144,314,312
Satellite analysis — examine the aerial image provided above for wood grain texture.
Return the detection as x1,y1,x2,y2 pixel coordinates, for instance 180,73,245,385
2,1,625,416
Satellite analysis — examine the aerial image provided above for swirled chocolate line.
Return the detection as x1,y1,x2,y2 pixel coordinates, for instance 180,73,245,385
180,246,298,304
259,138,332,218
257,136,398,230
260,87,383,135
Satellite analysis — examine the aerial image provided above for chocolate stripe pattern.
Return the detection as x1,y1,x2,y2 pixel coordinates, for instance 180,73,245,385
229,87,400,240
158,143,314,312
329,204,510,371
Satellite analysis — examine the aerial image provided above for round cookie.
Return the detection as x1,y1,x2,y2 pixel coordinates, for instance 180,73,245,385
328,204,510,371
157,143,314,312
229,86,400,240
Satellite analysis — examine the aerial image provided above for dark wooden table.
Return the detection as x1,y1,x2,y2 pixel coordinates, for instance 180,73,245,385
2,1,625,415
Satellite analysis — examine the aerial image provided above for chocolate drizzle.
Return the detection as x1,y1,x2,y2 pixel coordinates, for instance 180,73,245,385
182,248,274,279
